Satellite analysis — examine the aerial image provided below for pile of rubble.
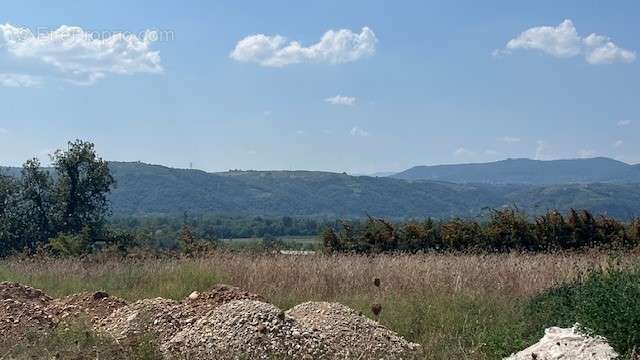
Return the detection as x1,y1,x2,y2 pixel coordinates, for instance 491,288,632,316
0,281,52,306
183,284,265,315
47,291,128,322
287,302,423,359
163,300,332,359
0,281,424,359
0,282,57,340
0,298,57,340
99,297,196,343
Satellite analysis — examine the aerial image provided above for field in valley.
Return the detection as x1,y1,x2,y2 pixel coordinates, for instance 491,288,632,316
1,250,637,359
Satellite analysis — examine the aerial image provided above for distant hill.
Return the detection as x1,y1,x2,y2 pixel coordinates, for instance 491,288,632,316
3,161,640,219
391,158,640,184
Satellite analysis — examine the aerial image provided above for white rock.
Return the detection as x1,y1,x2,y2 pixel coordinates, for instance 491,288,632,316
504,325,618,360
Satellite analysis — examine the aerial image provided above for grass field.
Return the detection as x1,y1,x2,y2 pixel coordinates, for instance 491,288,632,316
1,250,637,359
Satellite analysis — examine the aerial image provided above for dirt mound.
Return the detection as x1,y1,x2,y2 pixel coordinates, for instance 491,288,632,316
0,299,56,340
163,300,331,359
183,284,265,315
47,291,128,322
505,325,618,360
0,281,52,306
99,298,196,344
287,302,423,359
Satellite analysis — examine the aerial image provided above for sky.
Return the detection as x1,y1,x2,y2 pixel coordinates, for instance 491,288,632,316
0,0,639,174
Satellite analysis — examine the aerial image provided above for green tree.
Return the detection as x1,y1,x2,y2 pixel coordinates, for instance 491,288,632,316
0,172,21,255
51,140,115,237
321,227,341,254
20,158,54,249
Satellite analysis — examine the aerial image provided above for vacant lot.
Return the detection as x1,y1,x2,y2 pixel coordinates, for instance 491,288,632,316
0,250,636,359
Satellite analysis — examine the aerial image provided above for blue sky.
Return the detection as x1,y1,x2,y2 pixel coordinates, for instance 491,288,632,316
1,0,639,174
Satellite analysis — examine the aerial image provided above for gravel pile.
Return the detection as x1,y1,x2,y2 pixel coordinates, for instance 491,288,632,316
0,281,52,306
163,300,332,359
183,284,265,315
287,302,423,360
0,299,56,340
99,297,196,343
47,291,128,323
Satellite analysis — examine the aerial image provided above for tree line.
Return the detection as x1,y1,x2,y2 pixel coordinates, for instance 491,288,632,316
322,209,640,254
109,215,330,249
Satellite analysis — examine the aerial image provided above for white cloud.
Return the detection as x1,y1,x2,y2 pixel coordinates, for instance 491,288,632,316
617,120,631,127
350,126,369,137
498,19,635,64
613,140,624,148
0,73,42,87
326,95,356,106
502,136,521,144
583,33,636,64
0,24,163,84
230,27,377,67
577,149,597,158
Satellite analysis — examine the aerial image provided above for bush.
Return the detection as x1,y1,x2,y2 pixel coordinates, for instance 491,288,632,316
48,228,91,256
528,266,640,356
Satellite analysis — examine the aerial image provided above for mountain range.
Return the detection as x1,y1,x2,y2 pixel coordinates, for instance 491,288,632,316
390,157,640,184
3,158,640,219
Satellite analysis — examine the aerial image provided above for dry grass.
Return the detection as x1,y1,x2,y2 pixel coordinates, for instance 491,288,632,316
0,250,636,359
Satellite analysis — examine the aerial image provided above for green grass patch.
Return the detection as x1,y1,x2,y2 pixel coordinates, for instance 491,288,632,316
0,319,160,359
529,266,640,357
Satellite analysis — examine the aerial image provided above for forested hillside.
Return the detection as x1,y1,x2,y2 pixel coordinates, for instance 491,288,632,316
392,157,640,184
107,162,640,219
5,161,640,219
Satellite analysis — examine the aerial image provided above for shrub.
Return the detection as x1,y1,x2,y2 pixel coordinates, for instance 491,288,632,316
48,228,91,256
528,266,640,356
485,208,535,251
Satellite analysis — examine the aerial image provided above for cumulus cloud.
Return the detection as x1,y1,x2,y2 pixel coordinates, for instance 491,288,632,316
617,120,632,127
0,24,163,84
502,136,521,144
230,27,377,67
0,73,42,87
350,126,370,137
326,95,356,106
497,19,635,64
